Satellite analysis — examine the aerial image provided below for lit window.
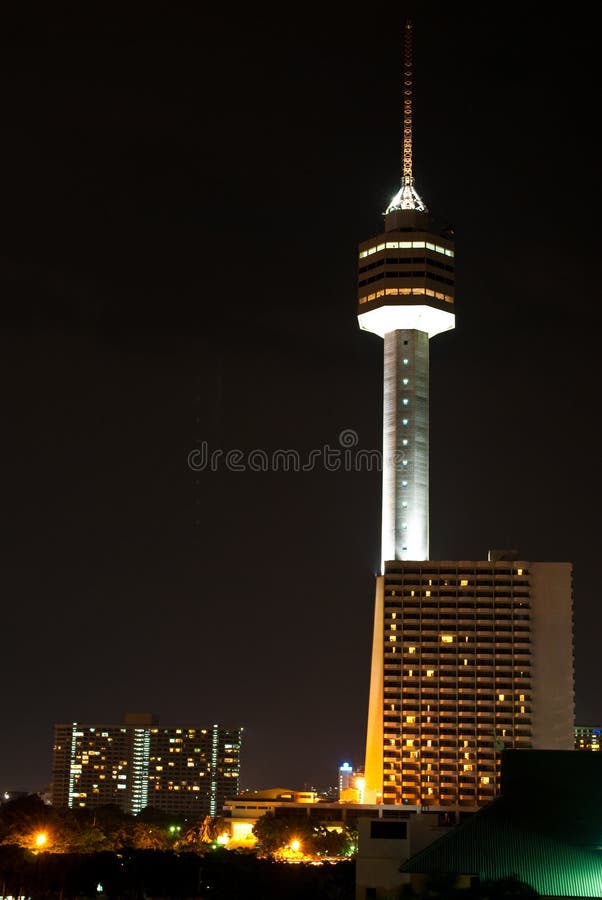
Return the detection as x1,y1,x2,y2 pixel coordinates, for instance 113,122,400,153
406,739,413,747
520,705,525,714
426,669,435,677
463,764,472,772
408,646,416,654
391,624,396,630
402,378,409,385
392,613,396,619
517,568,523,576
463,659,468,666
519,694,525,701
402,439,409,446
425,590,431,597
481,776,490,784
389,636,396,642
498,694,505,702
401,480,408,487
402,399,409,406
403,359,409,365
441,635,453,643
401,502,408,508
460,579,468,587
406,715,415,723
402,418,409,425
426,739,432,747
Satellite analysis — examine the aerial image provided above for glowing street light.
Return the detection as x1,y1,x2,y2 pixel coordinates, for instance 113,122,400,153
289,839,301,852
35,832,48,849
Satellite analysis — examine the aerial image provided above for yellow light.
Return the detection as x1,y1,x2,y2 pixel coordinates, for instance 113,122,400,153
216,833,230,845
290,839,301,852
441,635,453,643
35,832,47,848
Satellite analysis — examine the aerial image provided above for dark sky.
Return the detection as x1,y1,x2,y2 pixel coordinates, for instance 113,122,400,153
1,2,600,794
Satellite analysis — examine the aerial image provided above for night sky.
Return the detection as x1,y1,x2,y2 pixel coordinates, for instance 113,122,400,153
1,3,600,795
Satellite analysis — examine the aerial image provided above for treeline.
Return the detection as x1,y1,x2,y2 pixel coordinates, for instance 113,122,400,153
0,794,224,854
0,845,355,899
0,795,355,898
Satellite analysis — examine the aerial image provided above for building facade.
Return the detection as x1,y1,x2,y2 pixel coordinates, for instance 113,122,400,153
51,714,242,817
574,726,600,751
364,556,574,807
359,23,574,809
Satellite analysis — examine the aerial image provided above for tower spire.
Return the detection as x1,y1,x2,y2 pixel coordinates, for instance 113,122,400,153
386,20,427,214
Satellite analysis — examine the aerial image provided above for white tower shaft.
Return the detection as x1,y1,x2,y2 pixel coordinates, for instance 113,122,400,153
381,329,429,566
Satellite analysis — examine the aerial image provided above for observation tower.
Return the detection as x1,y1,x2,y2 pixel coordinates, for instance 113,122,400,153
357,20,455,568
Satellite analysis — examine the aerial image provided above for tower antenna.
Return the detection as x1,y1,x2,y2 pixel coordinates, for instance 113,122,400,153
386,19,427,213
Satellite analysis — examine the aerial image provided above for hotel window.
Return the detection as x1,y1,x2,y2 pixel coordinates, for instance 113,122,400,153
402,378,409,385
402,418,409,426
441,635,454,643
402,399,409,406
403,359,409,365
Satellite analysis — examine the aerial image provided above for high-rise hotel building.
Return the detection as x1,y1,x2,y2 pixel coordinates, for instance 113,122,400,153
360,23,574,808
51,713,242,817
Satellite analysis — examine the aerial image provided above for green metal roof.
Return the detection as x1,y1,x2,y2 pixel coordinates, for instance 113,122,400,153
400,750,602,896
401,795,602,897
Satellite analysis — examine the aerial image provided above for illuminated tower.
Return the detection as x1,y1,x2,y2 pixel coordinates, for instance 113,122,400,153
360,23,574,809
357,21,455,567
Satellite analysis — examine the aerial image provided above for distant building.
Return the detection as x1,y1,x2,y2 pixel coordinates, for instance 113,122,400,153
51,713,242,817
339,762,353,794
575,725,600,751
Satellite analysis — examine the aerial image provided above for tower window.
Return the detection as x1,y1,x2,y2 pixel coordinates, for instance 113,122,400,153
403,359,409,366
402,418,409,426
402,399,409,406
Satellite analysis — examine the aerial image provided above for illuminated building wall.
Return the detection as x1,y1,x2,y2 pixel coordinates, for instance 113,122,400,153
574,726,601,751
363,557,574,807
51,716,242,817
